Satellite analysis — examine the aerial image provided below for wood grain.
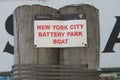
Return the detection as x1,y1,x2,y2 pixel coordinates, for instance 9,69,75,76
59,4,100,80
13,4,100,80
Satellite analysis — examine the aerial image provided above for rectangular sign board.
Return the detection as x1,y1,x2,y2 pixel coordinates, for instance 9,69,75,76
34,16,87,47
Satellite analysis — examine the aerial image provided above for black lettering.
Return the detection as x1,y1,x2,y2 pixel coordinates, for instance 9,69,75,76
3,14,14,54
3,42,14,54
5,14,13,36
103,16,120,53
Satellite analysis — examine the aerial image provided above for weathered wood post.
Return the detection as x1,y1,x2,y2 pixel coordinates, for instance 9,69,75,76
59,4,100,80
13,5,59,80
12,4,100,80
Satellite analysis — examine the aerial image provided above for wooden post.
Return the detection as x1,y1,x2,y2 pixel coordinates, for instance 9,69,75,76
13,4,100,80
13,5,59,80
59,4,100,80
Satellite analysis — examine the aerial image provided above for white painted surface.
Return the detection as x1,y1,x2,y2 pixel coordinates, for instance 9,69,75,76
0,0,120,71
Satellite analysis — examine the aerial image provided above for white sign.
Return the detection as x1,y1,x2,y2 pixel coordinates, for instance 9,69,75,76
34,20,87,47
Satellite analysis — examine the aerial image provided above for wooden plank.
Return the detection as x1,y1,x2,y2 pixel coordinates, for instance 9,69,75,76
59,4,100,69
32,5,59,65
59,4,100,80
14,5,37,64
13,5,59,80
14,5,59,65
